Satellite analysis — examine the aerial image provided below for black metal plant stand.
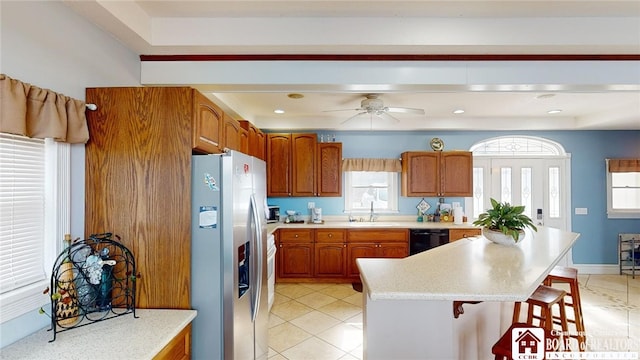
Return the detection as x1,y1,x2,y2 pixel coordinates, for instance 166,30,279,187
48,233,138,342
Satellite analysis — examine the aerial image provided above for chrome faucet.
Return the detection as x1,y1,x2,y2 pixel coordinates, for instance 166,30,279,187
369,201,377,222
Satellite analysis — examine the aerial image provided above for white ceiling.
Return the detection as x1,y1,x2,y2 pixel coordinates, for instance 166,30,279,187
63,0,640,131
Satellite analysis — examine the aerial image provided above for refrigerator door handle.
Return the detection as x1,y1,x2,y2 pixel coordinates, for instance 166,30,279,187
249,194,263,323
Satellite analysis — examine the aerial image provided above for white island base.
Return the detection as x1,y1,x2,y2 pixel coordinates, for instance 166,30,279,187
357,226,579,360
363,284,511,359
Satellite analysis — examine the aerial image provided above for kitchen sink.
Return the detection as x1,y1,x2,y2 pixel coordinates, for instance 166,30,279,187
347,222,401,227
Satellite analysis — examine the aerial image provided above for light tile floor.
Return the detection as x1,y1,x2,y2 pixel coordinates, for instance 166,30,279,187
268,275,640,359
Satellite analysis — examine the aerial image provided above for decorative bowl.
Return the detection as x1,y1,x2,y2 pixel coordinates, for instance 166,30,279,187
482,228,525,246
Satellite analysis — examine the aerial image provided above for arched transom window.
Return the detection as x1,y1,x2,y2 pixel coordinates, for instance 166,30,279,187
470,136,566,156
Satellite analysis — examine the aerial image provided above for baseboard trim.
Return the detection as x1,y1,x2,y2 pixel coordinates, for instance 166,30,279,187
571,264,621,275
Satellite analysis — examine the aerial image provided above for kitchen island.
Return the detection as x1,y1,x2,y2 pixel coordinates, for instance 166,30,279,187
356,226,580,360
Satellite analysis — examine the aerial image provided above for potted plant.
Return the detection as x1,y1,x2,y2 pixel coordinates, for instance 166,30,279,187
473,198,537,245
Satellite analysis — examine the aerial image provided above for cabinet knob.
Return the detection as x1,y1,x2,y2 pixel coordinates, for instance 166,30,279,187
328,233,333,238
463,234,468,238
295,234,299,238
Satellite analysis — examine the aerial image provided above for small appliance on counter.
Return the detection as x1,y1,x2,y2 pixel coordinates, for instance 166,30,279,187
267,205,280,223
311,207,323,223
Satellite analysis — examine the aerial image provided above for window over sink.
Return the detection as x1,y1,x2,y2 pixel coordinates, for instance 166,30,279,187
344,171,399,214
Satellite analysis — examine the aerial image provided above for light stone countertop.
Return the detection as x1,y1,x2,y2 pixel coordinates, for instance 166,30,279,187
0,309,197,360
266,216,479,234
356,226,580,302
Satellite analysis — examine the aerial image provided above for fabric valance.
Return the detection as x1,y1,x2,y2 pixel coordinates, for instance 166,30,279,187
608,159,640,173
0,74,89,143
342,158,402,172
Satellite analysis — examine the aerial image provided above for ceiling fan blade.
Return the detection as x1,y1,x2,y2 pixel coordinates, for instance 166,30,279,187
323,108,362,113
386,107,425,115
340,111,368,124
377,112,400,123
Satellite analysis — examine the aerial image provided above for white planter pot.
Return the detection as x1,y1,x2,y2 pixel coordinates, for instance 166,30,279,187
482,228,525,246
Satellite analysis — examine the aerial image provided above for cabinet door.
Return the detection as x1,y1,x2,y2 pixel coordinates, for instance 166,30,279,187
449,228,481,242
277,243,314,278
401,151,439,196
223,114,241,151
256,130,266,160
440,151,473,196
267,133,292,197
291,134,317,196
316,142,342,197
379,242,409,258
239,127,249,154
192,90,223,154
347,243,378,278
315,243,347,277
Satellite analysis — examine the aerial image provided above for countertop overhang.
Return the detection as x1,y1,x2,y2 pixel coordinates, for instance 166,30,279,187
356,226,580,302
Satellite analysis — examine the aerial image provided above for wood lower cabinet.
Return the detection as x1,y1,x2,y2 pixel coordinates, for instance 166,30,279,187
449,228,481,242
314,229,347,277
276,228,407,282
153,323,192,360
401,151,472,197
347,229,409,279
277,229,314,278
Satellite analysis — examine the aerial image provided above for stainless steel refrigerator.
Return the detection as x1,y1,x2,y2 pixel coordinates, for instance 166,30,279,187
191,151,269,360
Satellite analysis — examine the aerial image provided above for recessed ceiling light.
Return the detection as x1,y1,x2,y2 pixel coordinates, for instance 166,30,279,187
453,109,465,114
536,94,556,99
287,93,304,99
547,109,562,114
274,109,285,114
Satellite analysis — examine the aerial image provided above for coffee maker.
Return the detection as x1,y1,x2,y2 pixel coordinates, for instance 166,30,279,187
311,207,322,223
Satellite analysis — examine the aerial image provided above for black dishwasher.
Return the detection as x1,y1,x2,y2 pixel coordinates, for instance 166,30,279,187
409,229,449,255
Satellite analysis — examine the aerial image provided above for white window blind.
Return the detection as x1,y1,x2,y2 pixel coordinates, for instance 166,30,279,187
0,133,47,294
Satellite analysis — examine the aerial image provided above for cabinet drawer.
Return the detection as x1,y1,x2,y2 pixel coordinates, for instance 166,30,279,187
316,229,346,242
279,228,314,242
348,229,408,242
449,228,481,242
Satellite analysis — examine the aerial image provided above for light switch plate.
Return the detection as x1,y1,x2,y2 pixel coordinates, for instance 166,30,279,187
575,207,588,215
307,202,315,209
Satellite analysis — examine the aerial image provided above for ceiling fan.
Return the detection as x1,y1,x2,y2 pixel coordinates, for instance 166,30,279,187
324,94,426,124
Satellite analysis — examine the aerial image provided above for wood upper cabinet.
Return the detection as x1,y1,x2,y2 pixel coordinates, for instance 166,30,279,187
192,90,223,154
314,229,347,277
267,133,292,197
223,113,242,151
277,229,314,278
316,142,343,197
239,127,249,154
239,120,266,160
267,133,342,197
440,151,473,196
401,151,472,197
85,87,192,309
291,133,317,196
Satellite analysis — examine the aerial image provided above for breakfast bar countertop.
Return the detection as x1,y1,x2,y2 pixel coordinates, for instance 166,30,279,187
356,226,580,302
0,309,197,360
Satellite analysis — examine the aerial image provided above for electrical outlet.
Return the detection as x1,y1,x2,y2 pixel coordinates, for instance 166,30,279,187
575,207,588,215
307,202,315,209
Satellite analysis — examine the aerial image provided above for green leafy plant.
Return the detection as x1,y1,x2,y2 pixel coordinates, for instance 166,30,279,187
473,198,537,241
